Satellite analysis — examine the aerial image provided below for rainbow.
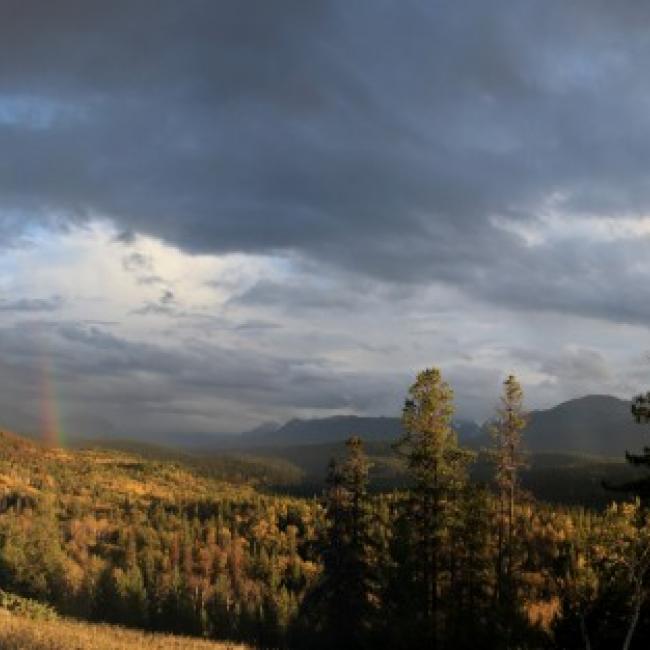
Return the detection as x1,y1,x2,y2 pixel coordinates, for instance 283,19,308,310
40,356,65,448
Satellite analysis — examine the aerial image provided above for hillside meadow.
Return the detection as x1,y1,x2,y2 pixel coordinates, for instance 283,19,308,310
0,608,247,650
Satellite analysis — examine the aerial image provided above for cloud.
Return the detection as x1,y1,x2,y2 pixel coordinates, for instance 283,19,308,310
0,296,64,312
540,347,611,384
1,1,650,325
234,279,358,312
122,252,153,273
3,2,650,434
0,319,405,436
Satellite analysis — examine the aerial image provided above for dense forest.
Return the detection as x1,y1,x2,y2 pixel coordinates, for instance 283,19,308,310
1,369,649,649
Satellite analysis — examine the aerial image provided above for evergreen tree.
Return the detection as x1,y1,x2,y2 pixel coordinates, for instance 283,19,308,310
297,436,376,649
489,374,527,605
339,436,377,645
446,485,494,649
394,367,474,647
619,391,650,504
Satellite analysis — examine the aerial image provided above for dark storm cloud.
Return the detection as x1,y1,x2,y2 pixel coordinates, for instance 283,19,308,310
3,1,650,325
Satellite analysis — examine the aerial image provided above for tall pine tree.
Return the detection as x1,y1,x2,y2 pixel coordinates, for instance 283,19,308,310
394,367,474,648
623,391,650,504
297,436,376,649
489,374,527,606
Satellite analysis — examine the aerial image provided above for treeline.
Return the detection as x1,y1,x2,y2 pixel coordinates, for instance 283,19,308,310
303,370,650,649
0,369,649,648
0,490,320,647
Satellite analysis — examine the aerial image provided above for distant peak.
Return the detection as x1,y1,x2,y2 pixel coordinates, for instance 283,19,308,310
247,421,281,435
554,394,629,408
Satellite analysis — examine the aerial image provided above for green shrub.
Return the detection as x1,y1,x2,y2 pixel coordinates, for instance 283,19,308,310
0,589,58,621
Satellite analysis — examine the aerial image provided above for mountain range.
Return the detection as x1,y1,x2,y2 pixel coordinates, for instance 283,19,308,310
82,393,647,459
240,416,482,447
60,393,650,507
226,394,642,457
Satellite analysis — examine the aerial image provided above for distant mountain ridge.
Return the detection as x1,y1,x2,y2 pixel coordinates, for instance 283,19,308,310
520,394,637,456
238,394,646,458
240,415,482,447
64,394,649,459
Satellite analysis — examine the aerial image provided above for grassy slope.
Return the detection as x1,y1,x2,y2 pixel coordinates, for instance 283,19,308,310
0,609,247,650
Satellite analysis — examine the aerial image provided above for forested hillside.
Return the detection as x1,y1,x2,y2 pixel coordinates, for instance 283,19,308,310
1,370,650,649
79,437,644,507
0,429,320,648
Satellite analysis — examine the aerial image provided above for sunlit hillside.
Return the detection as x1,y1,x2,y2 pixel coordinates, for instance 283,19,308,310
1,401,650,649
0,428,320,649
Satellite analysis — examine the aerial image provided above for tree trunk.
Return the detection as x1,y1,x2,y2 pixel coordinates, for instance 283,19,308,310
622,580,643,650
496,494,504,604
508,465,515,585
579,613,591,650
431,463,440,649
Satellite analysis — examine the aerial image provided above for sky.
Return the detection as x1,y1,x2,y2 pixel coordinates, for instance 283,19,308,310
2,0,650,438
